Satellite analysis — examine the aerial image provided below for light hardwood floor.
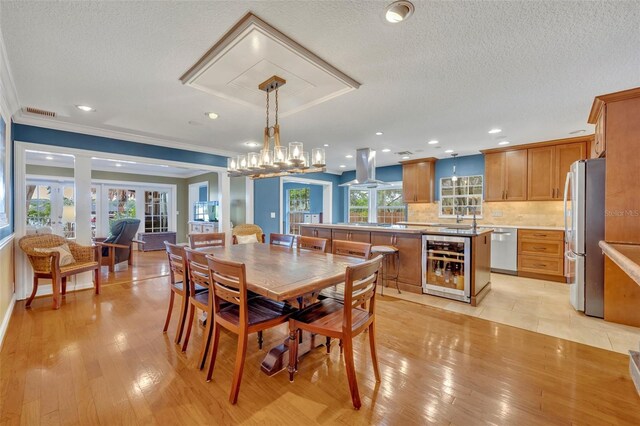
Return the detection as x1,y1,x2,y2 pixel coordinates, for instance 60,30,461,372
1,252,639,425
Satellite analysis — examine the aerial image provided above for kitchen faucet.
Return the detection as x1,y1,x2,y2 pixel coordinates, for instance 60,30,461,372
456,213,464,224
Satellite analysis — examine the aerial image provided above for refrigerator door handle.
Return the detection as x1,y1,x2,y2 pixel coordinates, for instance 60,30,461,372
563,171,572,244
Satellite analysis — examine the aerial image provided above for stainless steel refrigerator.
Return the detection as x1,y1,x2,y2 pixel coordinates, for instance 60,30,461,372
563,158,605,317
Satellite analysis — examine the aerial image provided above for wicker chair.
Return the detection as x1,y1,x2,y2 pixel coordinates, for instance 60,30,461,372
231,224,265,245
18,234,101,310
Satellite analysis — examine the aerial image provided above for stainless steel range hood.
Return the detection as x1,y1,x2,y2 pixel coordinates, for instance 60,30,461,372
339,148,388,188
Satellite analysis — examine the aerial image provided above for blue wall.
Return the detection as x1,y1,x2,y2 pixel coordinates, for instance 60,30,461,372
434,154,484,200
13,124,228,167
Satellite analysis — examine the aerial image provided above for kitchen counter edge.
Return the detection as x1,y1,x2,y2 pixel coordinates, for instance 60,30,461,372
599,241,640,288
299,223,493,237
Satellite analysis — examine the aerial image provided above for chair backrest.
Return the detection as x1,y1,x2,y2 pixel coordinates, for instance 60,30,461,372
298,236,328,252
184,248,211,300
18,234,68,272
332,240,372,259
232,224,265,244
343,256,382,327
164,241,187,287
189,232,226,249
269,233,294,248
206,256,251,324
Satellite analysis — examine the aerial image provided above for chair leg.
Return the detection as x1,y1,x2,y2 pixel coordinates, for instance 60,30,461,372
94,267,100,295
257,331,263,349
343,337,361,410
288,327,298,382
206,321,221,382
61,277,67,296
163,291,175,333
25,277,39,309
198,309,214,370
368,322,381,382
181,303,195,353
174,293,189,345
326,336,331,354
229,332,248,404
52,277,61,310
339,339,343,355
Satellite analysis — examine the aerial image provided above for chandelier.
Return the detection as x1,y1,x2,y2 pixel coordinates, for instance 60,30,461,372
227,75,326,179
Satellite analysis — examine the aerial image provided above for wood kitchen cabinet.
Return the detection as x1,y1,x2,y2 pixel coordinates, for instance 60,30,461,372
331,229,371,244
527,142,587,200
370,231,422,287
517,229,565,281
401,158,436,203
483,150,527,201
591,104,606,158
300,226,332,252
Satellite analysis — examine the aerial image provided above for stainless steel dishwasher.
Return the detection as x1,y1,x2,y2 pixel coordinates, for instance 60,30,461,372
487,227,518,275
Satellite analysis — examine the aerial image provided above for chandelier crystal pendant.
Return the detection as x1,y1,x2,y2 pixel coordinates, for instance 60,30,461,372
227,75,326,179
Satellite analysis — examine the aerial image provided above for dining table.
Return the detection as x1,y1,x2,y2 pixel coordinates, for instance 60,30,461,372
198,243,365,375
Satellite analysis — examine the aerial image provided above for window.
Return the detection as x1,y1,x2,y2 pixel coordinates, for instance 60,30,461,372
348,183,406,224
144,190,169,232
107,188,136,228
27,184,52,227
439,175,483,218
287,188,310,234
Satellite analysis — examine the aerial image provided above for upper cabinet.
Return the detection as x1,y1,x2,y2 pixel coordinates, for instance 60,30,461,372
591,103,606,158
482,136,591,202
483,150,527,201
401,158,436,203
528,142,587,200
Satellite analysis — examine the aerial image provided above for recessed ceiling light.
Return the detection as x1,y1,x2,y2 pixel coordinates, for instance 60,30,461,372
115,163,122,167
76,105,94,112
205,112,219,120
382,148,391,153
339,164,346,168
402,156,410,160
385,1,414,23
498,141,510,146
345,154,353,158
488,128,502,134
375,132,383,136
428,140,439,145
324,144,329,147
245,141,260,147
444,149,454,153
45,156,54,160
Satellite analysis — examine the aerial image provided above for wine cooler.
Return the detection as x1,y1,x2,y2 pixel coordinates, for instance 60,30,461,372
422,235,471,302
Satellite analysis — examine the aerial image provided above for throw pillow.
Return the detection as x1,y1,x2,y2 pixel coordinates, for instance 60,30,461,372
34,243,76,266
236,234,259,244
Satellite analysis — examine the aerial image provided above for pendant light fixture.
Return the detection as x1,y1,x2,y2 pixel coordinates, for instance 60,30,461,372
451,153,459,182
227,75,326,179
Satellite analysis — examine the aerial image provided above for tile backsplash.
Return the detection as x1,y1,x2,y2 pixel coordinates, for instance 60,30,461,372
407,201,564,228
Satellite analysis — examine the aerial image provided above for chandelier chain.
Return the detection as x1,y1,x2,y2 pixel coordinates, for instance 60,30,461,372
265,89,270,130
275,86,279,126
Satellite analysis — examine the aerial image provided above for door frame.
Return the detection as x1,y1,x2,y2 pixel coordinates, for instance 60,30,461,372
279,176,332,233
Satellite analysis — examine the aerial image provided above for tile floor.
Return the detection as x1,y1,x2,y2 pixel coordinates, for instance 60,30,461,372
380,273,640,354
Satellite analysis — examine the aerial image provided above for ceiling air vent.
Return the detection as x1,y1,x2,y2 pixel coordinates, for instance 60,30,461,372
395,151,413,156
23,107,56,118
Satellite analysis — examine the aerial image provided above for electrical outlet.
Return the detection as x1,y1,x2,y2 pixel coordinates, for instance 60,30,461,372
491,210,503,217
270,212,276,219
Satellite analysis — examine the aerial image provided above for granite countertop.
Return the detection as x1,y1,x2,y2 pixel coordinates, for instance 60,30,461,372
599,241,640,287
299,223,493,237
397,222,564,231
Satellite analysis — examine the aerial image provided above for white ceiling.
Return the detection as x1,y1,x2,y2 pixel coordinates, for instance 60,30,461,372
2,1,639,173
25,150,207,178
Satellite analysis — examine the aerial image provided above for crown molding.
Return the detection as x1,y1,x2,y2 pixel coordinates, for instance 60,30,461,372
480,134,594,154
12,111,239,159
0,28,20,117
588,86,640,124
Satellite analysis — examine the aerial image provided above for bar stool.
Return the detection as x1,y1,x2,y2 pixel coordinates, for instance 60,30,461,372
370,245,400,295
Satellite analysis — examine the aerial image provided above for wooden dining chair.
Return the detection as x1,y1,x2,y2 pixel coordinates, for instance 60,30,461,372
163,242,206,345
297,235,328,252
182,248,216,370
205,256,296,404
189,232,226,250
269,233,295,248
288,255,382,410
332,240,372,259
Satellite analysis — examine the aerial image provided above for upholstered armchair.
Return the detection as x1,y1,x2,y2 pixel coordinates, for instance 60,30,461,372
231,224,265,244
18,234,101,310
95,218,141,272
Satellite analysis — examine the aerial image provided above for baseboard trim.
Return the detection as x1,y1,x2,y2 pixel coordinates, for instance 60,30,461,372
0,293,16,350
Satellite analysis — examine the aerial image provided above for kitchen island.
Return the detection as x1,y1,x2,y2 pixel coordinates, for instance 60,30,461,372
300,223,493,306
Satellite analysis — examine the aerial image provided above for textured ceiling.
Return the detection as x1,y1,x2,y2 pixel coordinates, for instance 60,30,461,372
2,1,639,172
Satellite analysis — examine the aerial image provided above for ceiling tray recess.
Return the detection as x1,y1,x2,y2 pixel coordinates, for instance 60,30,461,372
180,12,361,117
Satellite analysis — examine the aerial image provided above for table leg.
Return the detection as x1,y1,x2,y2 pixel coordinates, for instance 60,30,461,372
260,332,324,376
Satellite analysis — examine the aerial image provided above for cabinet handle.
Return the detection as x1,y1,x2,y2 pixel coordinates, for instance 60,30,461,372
505,190,508,199
502,190,505,200
533,263,547,268
532,233,547,237
533,246,547,250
